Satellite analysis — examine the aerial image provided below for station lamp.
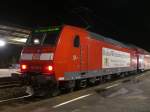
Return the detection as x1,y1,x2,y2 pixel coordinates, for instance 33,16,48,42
0,39,6,47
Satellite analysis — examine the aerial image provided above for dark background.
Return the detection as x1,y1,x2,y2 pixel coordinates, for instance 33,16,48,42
0,0,150,67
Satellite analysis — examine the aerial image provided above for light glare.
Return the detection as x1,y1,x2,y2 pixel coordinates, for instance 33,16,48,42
48,65,53,71
0,40,6,47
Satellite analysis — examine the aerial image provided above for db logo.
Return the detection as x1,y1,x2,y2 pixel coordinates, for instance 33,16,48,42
73,55,78,61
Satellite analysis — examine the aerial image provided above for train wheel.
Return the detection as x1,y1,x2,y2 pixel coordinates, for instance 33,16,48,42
88,77,96,86
61,80,75,93
106,75,112,81
47,82,60,97
95,76,102,85
126,72,130,76
120,73,125,78
100,76,106,83
102,75,111,82
76,79,87,89
50,87,60,97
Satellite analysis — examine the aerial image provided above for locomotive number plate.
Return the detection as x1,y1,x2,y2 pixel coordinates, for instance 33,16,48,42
32,53,40,60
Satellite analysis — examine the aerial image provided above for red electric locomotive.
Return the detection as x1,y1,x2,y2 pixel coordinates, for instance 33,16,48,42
18,25,147,96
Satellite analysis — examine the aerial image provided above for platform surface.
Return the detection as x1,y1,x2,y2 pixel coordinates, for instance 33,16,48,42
1,71,150,112
0,69,19,78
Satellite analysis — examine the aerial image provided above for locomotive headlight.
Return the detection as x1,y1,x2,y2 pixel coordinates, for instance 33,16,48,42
48,65,53,71
44,65,53,73
21,64,27,70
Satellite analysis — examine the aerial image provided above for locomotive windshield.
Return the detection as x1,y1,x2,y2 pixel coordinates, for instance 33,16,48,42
26,27,61,46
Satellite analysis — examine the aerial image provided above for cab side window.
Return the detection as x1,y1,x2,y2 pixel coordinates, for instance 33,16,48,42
74,35,80,48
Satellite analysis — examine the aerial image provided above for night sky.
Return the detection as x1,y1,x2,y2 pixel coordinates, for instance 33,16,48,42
0,0,150,49
0,0,150,65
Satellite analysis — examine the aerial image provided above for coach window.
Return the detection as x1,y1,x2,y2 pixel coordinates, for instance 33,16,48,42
74,35,80,48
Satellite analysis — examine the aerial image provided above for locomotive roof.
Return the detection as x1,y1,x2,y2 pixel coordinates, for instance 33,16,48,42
30,25,147,52
88,31,130,48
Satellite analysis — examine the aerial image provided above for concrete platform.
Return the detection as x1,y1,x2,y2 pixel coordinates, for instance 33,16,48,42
0,69,19,78
1,71,150,112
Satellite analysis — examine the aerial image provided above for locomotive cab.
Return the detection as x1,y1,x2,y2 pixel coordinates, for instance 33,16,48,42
19,25,90,96
18,25,89,96
21,27,60,74
20,26,62,92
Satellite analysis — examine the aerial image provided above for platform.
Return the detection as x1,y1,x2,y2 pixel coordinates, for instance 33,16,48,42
0,69,19,78
1,71,150,112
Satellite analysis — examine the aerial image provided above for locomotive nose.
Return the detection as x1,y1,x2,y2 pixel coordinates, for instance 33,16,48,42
20,52,54,72
20,46,55,74
20,52,54,62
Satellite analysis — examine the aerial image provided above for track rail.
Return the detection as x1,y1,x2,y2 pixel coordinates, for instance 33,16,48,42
0,77,21,89
0,94,32,103
0,71,148,104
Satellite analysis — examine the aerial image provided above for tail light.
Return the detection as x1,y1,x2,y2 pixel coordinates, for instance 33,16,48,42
47,65,53,71
21,64,27,70
44,65,53,74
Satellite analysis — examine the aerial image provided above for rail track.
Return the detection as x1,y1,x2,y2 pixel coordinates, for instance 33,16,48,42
0,71,147,106
0,77,21,89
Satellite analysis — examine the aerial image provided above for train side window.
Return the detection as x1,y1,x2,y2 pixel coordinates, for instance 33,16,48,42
74,35,80,47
